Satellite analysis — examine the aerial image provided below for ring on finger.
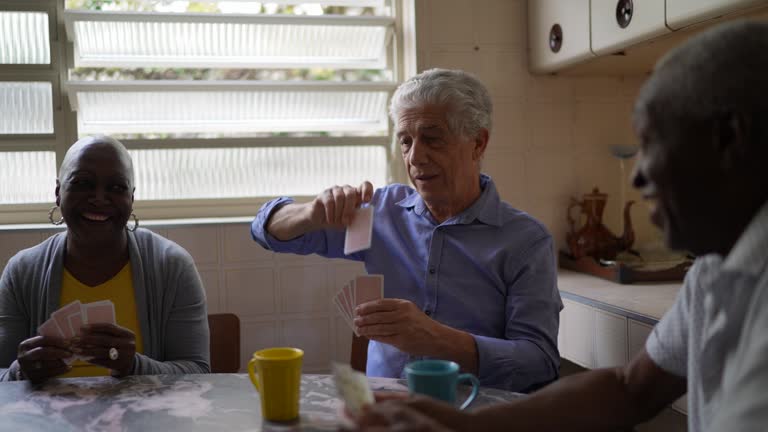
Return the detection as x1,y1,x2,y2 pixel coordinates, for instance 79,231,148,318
109,347,119,361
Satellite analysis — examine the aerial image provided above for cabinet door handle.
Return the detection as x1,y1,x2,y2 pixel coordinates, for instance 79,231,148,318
616,0,633,29
549,23,563,53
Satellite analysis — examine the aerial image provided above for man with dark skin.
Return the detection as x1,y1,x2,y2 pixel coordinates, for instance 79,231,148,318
354,19,768,432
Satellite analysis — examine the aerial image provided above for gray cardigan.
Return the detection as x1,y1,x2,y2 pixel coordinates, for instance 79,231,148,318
0,228,210,381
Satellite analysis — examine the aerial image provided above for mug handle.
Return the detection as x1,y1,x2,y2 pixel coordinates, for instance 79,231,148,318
456,373,479,410
247,358,260,392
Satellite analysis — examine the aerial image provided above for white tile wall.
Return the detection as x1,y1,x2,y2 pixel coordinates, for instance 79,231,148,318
198,269,221,313
417,0,658,249
282,317,331,372
224,267,277,317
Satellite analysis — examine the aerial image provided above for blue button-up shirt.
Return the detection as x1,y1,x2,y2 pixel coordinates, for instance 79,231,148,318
251,175,562,391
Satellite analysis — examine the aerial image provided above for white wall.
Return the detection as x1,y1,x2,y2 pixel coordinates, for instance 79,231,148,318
415,0,657,250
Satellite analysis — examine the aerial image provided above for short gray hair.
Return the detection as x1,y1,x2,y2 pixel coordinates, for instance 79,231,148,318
636,20,768,149
389,68,493,139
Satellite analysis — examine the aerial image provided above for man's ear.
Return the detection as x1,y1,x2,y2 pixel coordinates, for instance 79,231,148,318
55,180,60,207
473,128,490,161
715,110,749,173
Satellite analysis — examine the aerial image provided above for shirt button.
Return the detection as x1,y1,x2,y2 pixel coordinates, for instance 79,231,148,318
429,267,436,274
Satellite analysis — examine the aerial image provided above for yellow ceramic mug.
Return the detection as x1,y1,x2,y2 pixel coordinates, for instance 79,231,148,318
248,347,304,422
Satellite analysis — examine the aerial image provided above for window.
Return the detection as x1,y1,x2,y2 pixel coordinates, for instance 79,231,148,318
0,1,61,216
0,0,412,223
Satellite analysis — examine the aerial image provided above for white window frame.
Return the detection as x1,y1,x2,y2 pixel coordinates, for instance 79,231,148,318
0,0,416,225
0,0,78,224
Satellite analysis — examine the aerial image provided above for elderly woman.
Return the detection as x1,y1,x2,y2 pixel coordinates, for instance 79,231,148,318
0,136,210,382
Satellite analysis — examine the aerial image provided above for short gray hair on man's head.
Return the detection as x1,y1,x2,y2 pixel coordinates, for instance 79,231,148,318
636,20,768,151
389,68,493,139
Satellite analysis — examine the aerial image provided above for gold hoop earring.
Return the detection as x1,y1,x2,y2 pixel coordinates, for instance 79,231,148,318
126,213,139,232
48,206,64,225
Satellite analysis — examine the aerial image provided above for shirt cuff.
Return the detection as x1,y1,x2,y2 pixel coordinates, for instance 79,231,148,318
251,197,295,250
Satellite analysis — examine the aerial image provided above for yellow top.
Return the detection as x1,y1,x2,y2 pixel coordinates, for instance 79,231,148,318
59,263,144,377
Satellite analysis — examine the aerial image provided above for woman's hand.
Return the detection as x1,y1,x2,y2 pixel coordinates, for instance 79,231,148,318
73,323,136,376
17,335,73,383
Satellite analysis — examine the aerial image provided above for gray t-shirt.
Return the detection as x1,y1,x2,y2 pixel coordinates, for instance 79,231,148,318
646,203,768,432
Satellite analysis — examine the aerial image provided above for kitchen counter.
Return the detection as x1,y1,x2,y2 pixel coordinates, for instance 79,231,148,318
558,269,682,325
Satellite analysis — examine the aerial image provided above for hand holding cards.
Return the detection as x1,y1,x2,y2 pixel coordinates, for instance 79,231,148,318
333,275,384,336
38,300,116,340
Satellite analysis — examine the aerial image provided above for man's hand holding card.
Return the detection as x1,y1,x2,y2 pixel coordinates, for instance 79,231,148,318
354,298,444,356
333,275,384,336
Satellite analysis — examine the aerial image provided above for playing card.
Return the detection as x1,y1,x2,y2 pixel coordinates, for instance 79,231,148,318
334,286,352,321
332,362,374,417
51,300,82,339
334,295,354,331
68,311,84,337
354,275,383,306
343,281,356,318
38,318,65,339
83,300,116,325
344,206,374,255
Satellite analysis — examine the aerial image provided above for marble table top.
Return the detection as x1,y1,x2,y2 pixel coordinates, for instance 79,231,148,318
0,373,521,431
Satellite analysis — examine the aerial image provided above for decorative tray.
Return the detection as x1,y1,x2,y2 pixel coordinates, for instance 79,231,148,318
558,251,691,284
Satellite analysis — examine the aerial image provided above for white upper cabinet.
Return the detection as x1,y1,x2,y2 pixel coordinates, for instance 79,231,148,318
528,0,593,73
590,0,671,55
666,0,768,30
528,0,768,74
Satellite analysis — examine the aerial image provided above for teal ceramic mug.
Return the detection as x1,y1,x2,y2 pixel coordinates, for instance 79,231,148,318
405,360,480,410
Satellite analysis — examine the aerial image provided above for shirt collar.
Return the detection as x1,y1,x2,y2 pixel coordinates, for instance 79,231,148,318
396,174,502,227
722,200,768,276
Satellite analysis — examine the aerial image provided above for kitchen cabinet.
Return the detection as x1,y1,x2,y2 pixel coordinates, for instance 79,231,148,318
528,0,768,74
666,0,768,30
560,299,596,368
590,0,671,55
595,309,629,367
558,270,687,415
528,0,593,73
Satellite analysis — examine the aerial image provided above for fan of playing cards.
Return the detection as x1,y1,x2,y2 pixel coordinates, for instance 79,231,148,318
38,300,117,340
333,275,384,336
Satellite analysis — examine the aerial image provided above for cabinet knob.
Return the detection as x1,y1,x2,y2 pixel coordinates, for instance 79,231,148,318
616,0,633,29
549,23,563,53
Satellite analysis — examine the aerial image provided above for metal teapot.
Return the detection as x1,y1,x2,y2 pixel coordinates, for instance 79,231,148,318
566,187,635,261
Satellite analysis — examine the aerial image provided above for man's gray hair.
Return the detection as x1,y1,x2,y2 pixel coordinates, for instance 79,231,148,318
389,68,493,139
636,20,768,149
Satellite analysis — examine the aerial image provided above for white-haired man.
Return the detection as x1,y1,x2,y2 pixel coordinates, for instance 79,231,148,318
251,68,562,392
